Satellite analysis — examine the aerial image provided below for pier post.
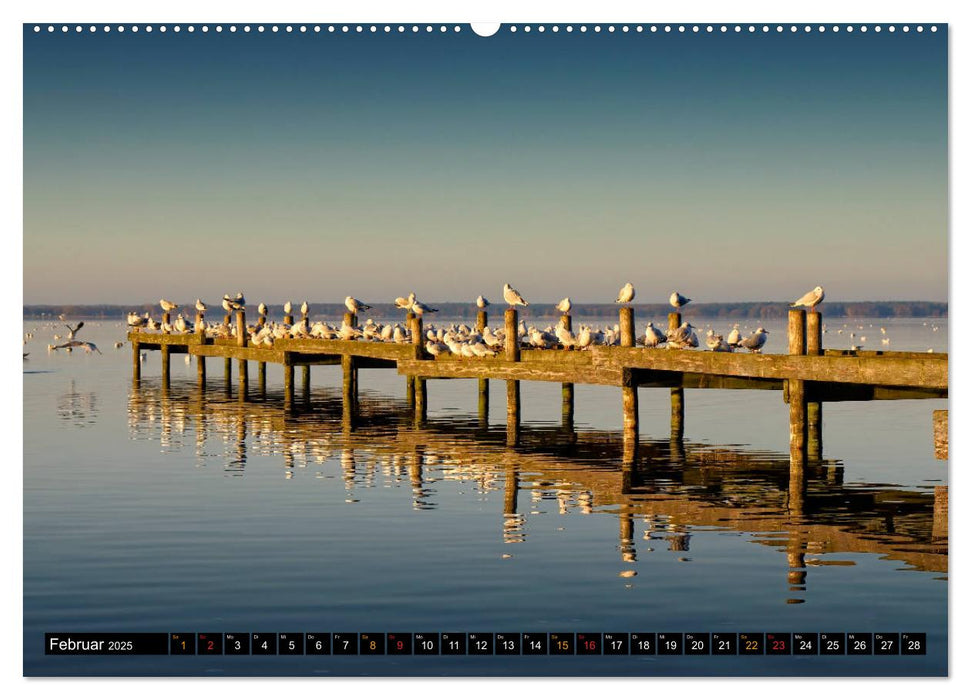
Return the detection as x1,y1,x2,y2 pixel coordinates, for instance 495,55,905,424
411,314,425,358
506,379,520,447
258,361,266,396
622,369,638,467
344,311,357,329
235,310,247,347
284,312,294,326
238,359,248,400
478,379,489,428
131,339,141,381
302,365,310,403
788,451,807,516
223,357,232,390
806,311,822,356
933,485,948,540
807,401,822,462
933,409,948,460
342,355,357,428
562,382,574,432
504,309,520,362
415,378,427,425
196,354,206,385
668,311,682,336
476,310,488,333
162,311,171,328
283,352,294,409
195,312,205,340
670,387,684,441
406,376,416,408
160,345,170,387
787,309,808,467
560,314,572,332
620,307,635,348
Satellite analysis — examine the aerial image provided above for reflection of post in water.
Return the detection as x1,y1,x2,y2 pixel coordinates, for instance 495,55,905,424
232,412,247,470
786,535,807,603
506,380,520,447
619,504,635,562
342,355,357,430
409,445,424,508
301,365,311,404
283,352,294,410
933,485,948,541
502,464,524,544
787,454,807,517
478,379,489,429
666,526,690,552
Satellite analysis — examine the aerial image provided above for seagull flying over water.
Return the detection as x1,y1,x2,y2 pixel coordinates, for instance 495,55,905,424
792,286,825,313
669,291,691,308
503,283,529,308
616,282,635,304
556,297,572,314
53,340,102,354
64,321,84,340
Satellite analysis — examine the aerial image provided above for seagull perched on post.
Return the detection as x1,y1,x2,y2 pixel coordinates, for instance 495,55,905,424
283,301,293,315
345,296,372,314
616,282,635,304
395,293,416,310
669,291,691,309
503,283,529,308
160,299,178,312
258,302,267,316
412,301,439,316
791,286,825,313
556,297,572,313
476,295,489,309
195,299,207,313
223,294,244,312
300,301,309,316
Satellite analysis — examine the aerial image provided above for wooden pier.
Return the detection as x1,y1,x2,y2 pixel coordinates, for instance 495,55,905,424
129,307,947,466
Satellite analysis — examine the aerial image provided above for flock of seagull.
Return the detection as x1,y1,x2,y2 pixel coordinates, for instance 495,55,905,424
114,285,831,357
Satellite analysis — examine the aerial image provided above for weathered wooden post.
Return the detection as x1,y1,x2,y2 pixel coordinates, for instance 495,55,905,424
344,311,357,329
238,358,248,400
668,311,681,336
807,401,822,462
258,360,266,396
670,388,684,441
560,313,571,332
283,352,294,409
933,485,948,540
415,378,427,425
622,368,638,467
504,309,520,362
342,354,357,428
476,310,488,333
806,311,822,356
410,314,424,358
619,307,635,348
160,345,170,387
196,354,206,385
933,409,948,460
478,379,489,428
283,310,294,326
562,382,574,432
506,379,520,447
223,357,232,390
788,309,808,468
788,454,807,516
236,309,247,347
302,365,311,403
195,311,205,340
162,311,171,328
131,338,141,381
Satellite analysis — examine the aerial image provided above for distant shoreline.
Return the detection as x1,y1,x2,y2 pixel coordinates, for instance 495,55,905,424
22,301,947,320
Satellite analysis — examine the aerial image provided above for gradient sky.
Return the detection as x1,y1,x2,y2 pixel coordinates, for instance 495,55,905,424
23,25,947,305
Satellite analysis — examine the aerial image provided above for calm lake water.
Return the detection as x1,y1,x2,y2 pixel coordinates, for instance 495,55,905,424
22,315,948,676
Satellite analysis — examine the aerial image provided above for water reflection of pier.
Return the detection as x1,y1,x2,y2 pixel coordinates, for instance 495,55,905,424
128,380,947,598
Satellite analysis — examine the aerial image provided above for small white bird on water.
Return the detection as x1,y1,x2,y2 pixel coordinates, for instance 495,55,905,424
476,295,489,309
556,297,572,314
792,286,825,313
345,296,372,314
670,291,691,309
616,282,635,304
503,284,529,308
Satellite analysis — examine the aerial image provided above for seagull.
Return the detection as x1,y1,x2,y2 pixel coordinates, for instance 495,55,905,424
740,327,769,353
503,283,529,308
221,297,232,313
234,292,246,307
727,324,742,347
669,291,691,309
195,299,207,312
345,296,372,314
616,282,635,304
644,322,665,348
284,301,293,315
792,286,825,313
223,295,243,312
258,302,268,316
53,340,102,354
556,297,572,313
160,299,178,312
412,301,439,316
300,301,309,316
476,295,489,309
395,293,416,310
64,321,84,339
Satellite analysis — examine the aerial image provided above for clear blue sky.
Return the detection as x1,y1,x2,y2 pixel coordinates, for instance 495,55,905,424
23,25,947,305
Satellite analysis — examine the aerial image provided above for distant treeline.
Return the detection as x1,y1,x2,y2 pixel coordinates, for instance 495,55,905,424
23,301,948,320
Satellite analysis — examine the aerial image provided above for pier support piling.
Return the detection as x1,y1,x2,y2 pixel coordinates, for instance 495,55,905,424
238,359,248,400
160,346,170,387
562,382,575,432
131,340,141,381
302,365,310,403
788,309,808,468
670,387,684,441
236,310,247,347
196,355,206,385
414,378,427,425
258,362,266,396
476,310,488,333
622,369,638,467
478,378,489,428
506,380,520,446
620,307,635,348
668,311,682,335
505,309,520,362
283,353,294,409
406,376,416,408
224,358,232,390
342,355,358,428
806,311,823,356
807,401,822,462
